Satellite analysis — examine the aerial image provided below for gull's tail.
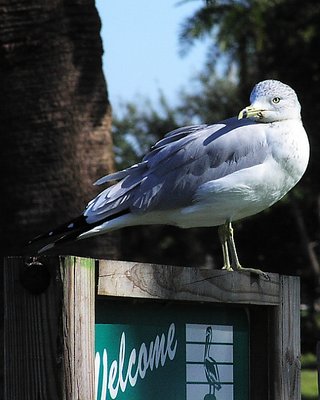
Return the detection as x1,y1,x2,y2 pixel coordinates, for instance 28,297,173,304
28,209,130,254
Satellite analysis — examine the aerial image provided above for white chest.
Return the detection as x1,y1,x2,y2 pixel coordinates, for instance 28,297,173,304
267,120,309,185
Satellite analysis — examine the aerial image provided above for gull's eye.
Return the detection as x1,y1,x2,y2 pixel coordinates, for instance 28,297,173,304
272,97,281,104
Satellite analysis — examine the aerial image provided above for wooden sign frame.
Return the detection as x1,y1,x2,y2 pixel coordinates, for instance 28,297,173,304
1,256,300,400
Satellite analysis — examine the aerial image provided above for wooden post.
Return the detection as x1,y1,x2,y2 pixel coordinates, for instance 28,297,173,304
1,256,95,400
270,276,301,400
1,256,300,399
60,257,95,400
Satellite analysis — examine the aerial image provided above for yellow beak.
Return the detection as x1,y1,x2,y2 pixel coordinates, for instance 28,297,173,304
238,106,264,120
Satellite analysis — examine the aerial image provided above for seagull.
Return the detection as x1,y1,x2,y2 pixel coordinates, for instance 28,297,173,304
30,80,309,277
204,327,221,398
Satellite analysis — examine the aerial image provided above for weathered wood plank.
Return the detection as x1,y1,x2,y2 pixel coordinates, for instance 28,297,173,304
60,256,95,400
2,256,62,400
270,275,301,400
97,260,281,305
2,256,95,400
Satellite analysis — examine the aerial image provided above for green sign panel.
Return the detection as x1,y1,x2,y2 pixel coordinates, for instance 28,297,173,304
95,301,249,400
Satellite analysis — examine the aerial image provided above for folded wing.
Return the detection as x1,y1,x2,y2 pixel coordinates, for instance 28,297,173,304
84,117,270,224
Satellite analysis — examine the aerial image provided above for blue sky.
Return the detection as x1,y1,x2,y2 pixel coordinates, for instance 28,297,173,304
96,1,209,111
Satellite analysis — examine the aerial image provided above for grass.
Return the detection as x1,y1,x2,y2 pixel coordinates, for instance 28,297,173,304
301,369,318,399
301,354,318,399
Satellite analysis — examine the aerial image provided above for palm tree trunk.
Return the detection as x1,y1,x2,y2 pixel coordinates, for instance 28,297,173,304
0,0,117,258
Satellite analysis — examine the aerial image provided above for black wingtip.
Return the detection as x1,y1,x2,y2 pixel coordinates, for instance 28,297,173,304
38,242,56,254
28,230,55,245
38,228,86,253
28,215,88,245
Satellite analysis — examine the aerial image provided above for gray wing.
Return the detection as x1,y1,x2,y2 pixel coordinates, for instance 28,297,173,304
84,117,270,223
93,124,208,185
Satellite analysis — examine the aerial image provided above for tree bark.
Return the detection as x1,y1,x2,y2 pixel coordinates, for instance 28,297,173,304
0,0,117,258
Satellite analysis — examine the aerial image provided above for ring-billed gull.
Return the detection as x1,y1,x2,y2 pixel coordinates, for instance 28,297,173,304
31,80,309,277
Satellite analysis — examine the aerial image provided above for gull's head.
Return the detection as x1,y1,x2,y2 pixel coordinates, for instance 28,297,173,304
238,80,301,122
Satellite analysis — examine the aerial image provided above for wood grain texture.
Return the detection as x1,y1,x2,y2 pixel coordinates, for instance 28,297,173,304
270,275,301,400
98,260,281,305
60,257,95,400
2,256,95,400
2,256,62,400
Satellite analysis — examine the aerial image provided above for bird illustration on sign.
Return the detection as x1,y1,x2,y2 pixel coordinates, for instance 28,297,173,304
204,327,221,400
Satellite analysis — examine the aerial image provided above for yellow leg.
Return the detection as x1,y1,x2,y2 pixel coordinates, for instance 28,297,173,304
221,221,269,279
218,224,233,271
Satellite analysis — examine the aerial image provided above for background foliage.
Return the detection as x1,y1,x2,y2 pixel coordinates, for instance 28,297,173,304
110,1,320,375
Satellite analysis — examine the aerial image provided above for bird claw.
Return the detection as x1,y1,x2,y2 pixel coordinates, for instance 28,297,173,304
220,263,270,280
233,265,270,281
222,265,234,271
